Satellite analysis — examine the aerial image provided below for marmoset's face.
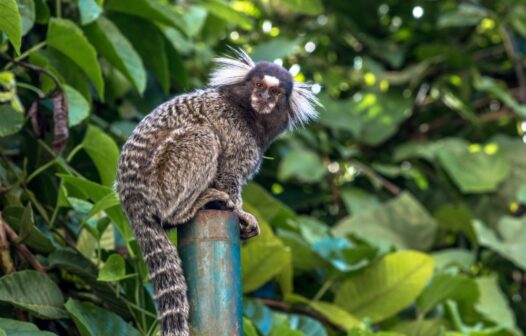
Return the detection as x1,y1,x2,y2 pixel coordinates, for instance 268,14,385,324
246,61,292,115
250,75,285,114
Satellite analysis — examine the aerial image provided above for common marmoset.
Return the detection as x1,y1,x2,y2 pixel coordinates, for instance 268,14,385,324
116,49,321,336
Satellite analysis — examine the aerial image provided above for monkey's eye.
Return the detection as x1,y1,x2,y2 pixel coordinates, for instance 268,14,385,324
255,82,264,89
270,87,280,95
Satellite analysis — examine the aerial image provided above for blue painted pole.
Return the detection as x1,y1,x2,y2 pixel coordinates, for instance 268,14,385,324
177,210,243,336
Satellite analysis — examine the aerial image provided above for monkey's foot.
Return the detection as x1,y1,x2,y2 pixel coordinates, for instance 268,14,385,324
236,210,260,240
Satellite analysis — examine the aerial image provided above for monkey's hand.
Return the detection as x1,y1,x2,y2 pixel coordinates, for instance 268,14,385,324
235,210,260,240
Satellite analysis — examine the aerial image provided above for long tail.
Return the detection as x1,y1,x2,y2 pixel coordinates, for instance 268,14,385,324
132,215,189,336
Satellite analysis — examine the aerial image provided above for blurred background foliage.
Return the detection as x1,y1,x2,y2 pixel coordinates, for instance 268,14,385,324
0,0,526,335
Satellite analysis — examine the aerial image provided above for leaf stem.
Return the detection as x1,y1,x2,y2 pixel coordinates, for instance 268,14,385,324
26,158,58,183
55,0,62,18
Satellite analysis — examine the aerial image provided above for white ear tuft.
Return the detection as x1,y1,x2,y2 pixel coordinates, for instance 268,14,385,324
208,48,255,87
289,82,322,128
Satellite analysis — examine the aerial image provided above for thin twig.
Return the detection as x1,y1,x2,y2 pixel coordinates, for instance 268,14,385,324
256,298,345,332
0,212,15,274
2,217,47,273
0,53,62,99
349,159,401,196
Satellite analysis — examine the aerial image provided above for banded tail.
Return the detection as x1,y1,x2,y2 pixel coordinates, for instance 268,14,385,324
131,214,189,336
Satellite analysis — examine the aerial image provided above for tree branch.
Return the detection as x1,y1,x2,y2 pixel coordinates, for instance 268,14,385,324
256,298,345,332
350,159,401,196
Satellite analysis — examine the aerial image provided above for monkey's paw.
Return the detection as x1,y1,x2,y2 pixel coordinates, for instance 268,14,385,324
236,210,260,240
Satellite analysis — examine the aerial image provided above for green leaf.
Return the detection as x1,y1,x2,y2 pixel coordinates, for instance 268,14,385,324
200,0,252,30
302,299,362,331
98,254,131,282
46,18,104,99
474,218,526,271
17,0,34,36
81,125,119,186
243,318,259,336
438,3,488,28
80,191,121,227
0,0,22,54
2,206,54,253
319,92,413,146
33,0,49,24
416,274,479,314
431,249,475,271
84,16,146,93
242,183,296,229
0,104,23,137
437,140,510,193
252,37,300,62
390,319,449,336
0,270,68,319
340,187,380,216
110,14,169,93
333,192,438,251
277,0,323,15
59,175,133,243
65,299,141,336
475,276,517,330
242,240,289,293
105,0,186,31
64,84,90,126
0,318,55,336
270,323,303,336
433,204,477,245
335,251,435,322
278,148,326,183
78,0,102,25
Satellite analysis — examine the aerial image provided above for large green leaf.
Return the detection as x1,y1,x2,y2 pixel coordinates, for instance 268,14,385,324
474,217,526,271
110,14,169,93
64,84,90,126
0,270,68,319
0,318,55,336
65,299,141,336
436,140,510,193
81,125,120,186
46,18,104,98
475,276,517,330
390,319,449,336
334,251,435,322
319,92,412,146
333,192,437,251
0,104,23,137
84,16,146,94
0,0,22,54
278,148,326,183
416,273,479,314
242,239,289,293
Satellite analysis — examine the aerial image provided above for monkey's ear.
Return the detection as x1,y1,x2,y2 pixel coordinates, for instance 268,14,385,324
208,48,255,87
288,82,322,128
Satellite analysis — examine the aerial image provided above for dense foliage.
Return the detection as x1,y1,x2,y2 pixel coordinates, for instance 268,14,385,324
1,0,526,335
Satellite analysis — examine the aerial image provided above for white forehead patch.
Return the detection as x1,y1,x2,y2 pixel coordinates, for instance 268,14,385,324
263,75,280,87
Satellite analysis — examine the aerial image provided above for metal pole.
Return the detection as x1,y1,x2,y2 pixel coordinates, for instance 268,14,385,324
177,210,243,336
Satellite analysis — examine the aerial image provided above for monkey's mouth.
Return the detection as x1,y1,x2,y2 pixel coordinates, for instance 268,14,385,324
251,99,274,114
